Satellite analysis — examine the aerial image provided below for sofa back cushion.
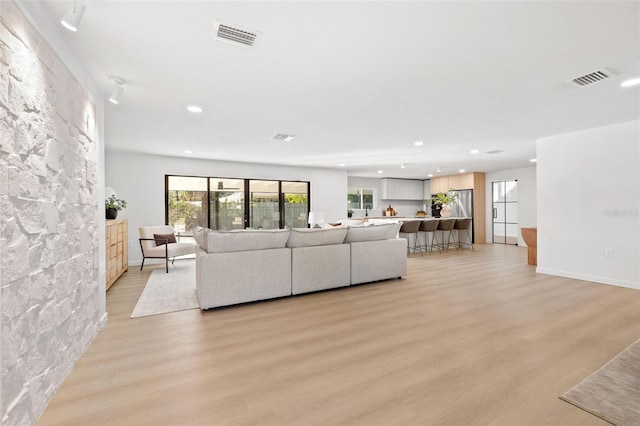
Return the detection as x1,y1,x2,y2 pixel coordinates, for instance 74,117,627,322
206,229,290,253
344,223,401,243
194,226,209,251
286,227,348,248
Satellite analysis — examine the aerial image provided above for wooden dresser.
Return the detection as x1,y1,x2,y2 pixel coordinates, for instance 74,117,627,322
105,219,128,290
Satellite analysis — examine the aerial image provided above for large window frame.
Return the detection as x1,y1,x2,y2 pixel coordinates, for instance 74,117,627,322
165,175,310,232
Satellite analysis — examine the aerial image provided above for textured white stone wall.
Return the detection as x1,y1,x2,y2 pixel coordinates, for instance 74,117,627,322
0,2,101,425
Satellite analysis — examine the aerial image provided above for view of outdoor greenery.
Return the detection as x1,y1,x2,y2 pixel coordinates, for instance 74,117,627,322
347,188,374,210
166,176,309,231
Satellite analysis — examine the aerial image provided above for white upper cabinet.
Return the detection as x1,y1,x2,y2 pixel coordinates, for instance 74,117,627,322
381,178,424,200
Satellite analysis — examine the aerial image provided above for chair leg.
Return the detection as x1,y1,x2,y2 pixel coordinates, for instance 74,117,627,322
448,231,457,252
140,257,145,271
431,232,441,253
413,232,424,256
165,256,169,273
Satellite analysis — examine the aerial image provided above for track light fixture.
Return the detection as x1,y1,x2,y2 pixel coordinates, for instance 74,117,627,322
61,0,86,32
108,76,125,105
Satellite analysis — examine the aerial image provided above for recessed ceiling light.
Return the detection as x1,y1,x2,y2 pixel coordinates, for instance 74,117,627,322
459,169,465,173
187,105,203,113
400,163,407,169
377,170,384,174
470,149,479,154
620,77,640,88
427,174,433,178
184,150,192,154
339,163,346,167
530,158,537,163
272,133,297,142
414,141,423,146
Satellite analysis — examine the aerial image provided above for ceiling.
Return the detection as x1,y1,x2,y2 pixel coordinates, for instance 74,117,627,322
39,1,639,179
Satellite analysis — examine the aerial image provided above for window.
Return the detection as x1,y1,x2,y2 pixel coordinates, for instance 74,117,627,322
209,178,245,230
282,181,309,229
347,187,375,210
166,175,310,231
166,176,208,233
249,180,280,229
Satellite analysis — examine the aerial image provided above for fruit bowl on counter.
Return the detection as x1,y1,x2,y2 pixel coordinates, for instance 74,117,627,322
415,211,427,217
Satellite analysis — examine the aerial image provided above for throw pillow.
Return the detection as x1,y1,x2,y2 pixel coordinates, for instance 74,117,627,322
154,233,177,246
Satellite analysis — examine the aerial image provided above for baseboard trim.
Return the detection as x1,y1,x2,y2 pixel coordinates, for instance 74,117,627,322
99,312,108,328
535,268,640,290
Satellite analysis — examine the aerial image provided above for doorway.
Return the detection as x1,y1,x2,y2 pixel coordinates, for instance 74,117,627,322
492,180,518,245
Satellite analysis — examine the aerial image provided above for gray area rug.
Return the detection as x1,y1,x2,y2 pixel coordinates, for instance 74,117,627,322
130,261,199,318
560,338,640,426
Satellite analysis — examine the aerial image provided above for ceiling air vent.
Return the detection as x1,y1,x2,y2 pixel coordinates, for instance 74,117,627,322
570,68,614,87
271,133,297,142
485,149,503,155
214,20,259,47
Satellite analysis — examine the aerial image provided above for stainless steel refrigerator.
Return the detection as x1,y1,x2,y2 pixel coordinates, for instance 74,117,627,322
448,189,474,243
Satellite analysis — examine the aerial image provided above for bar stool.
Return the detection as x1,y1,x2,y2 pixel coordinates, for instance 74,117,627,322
419,220,439,254
399,220,423,255
453,218,474,250
435,219,457,252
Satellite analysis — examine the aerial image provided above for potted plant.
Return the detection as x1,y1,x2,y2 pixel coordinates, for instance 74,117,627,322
429,191,457,218
105,194,127,219
347,209,354,218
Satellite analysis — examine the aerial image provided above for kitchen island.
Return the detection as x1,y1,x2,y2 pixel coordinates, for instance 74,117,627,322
343,217,474,253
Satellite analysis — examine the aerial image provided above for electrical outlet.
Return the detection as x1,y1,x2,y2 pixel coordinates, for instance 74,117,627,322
604,248,614,258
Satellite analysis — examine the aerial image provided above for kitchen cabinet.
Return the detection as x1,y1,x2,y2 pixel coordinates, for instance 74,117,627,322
428,172,486,244
381,178,424,200
423,180,431,200
106,219,128,290
431,172,478,193
430,176,449,194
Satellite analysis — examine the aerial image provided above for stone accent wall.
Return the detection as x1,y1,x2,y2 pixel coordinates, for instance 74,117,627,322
0,2,101,425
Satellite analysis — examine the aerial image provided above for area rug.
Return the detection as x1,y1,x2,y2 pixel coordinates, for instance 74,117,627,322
560,338,640,426
130,261,199,318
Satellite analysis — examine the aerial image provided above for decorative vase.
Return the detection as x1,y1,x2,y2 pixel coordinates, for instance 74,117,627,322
440,204,452,218
106,208,118,220
431,204,442,218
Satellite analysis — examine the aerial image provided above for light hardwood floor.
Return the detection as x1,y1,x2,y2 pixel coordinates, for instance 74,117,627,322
38,244,640,425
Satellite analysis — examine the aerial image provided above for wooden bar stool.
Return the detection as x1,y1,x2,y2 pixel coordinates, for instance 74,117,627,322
399,220,423,255
419,220,439,254
453,218,474,250
435,219,457,252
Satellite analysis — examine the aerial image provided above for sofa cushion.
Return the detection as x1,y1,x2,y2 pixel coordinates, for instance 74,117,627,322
193,226,209,251
206,229,290,253
339,219,364,227
344,223,401,243
286,227,348,248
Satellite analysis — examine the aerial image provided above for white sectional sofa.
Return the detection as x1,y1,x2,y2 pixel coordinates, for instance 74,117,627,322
194,223,406,310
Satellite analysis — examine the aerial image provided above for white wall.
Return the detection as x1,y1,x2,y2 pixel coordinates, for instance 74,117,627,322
537,120,639,289
106,152,347,265
485,167,537,245
2,2,107,424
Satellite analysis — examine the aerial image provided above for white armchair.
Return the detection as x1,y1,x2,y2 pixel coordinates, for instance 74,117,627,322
139,225,196,272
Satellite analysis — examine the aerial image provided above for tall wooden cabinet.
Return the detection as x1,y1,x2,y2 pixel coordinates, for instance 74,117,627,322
430,172,486,244
105,219,128,290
